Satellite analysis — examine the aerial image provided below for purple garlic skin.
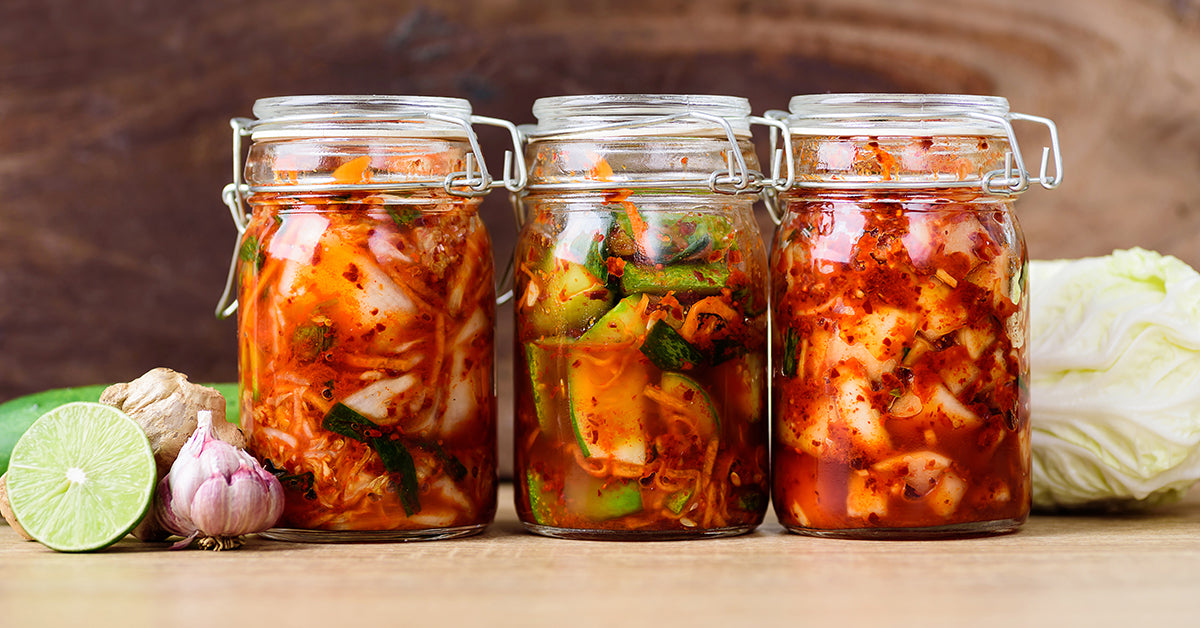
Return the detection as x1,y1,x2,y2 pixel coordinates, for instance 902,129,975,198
157,411,283,549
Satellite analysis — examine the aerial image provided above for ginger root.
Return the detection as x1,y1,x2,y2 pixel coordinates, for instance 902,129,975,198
0,473,34,541
100,368,245,541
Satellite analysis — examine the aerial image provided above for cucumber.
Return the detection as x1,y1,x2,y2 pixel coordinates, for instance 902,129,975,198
525,468,557,525
712,353,765,424
611,211,732,265
620,263,729,296
556,211,612,281
578,294,650,343
523,339,572,436
0,382,239,475
664,488,694,514
640,320,703,371
563,468,643,521
526,261,614,336
568,295,653,465
527,467,644,524
656,372,720,439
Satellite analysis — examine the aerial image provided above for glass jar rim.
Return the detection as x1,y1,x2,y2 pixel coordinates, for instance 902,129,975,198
249,95,474,139
527,94,752,138
785,93,1011,136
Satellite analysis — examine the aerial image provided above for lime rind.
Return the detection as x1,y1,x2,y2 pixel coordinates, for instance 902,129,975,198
7,402,156,552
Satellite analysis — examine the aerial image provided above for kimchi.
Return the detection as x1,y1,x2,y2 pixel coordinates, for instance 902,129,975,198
514,199,770,537
772,191,1029,534
769,92,1055,538
231,96,498,539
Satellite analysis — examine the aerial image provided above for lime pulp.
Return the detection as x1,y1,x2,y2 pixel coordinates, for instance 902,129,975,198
6,402,156,552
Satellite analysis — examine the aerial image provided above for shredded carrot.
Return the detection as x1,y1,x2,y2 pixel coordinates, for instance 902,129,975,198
588,156,614,181
332,156,372,184
621,201,655,256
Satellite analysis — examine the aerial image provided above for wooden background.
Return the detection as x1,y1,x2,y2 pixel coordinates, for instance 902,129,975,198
1,0,1197,411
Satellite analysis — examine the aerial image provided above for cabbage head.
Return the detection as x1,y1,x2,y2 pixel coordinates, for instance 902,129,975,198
1030,248,1200,510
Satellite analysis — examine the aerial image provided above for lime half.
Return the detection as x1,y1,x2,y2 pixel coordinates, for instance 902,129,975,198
7,402,156,552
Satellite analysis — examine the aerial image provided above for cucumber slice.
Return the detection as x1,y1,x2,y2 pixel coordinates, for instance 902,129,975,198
556,211,612,281
620,263,729,296
525,468,557,525
527,467,644,525
712,353,765,425
563,469,643,521
526,261,614,336
664,488,694,514
579,294,650,343
640,320,704,371
568,295,653,465
524,339,572,436
612,211,732,264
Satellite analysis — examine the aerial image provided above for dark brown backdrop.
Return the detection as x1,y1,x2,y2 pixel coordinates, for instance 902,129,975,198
2,0,1198,403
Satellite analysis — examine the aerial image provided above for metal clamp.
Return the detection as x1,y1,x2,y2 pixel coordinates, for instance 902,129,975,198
765,109,1063,198
1009,112,1062,191
755,111,795,225
972,111,1063,195
471,115,529,193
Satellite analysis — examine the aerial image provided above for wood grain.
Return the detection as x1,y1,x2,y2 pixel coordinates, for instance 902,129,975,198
3,483,1200,628
0,0,1197,408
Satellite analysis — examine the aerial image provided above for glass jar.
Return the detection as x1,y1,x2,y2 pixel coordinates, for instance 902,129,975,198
769,93,1062,538
512,94,772,540
220,95,522,541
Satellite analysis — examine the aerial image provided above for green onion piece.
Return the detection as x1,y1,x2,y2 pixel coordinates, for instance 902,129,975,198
322,403,421,515
372,437,422,516
782,328,799,378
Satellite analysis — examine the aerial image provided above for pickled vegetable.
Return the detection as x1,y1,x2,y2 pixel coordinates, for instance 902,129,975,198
237,182,497,532
514,199,769,535
771,192,1029,532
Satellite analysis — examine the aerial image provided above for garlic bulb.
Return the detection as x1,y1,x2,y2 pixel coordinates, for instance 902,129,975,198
156,411,284,550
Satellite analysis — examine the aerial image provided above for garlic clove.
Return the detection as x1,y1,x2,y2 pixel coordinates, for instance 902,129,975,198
197,440,243,479
189,476,238,537
228,469,276,533
155,476,192,538
259,468,286,530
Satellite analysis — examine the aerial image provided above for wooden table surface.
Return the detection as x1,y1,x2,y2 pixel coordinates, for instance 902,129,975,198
2,484,1199,628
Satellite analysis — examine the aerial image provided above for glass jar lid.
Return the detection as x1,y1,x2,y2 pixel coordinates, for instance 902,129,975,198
248,95,474,139
528,94,752,138
785,93,1011,137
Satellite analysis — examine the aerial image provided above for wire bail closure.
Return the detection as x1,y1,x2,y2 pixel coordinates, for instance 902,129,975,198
216,112,527,318
763,109,1062,200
